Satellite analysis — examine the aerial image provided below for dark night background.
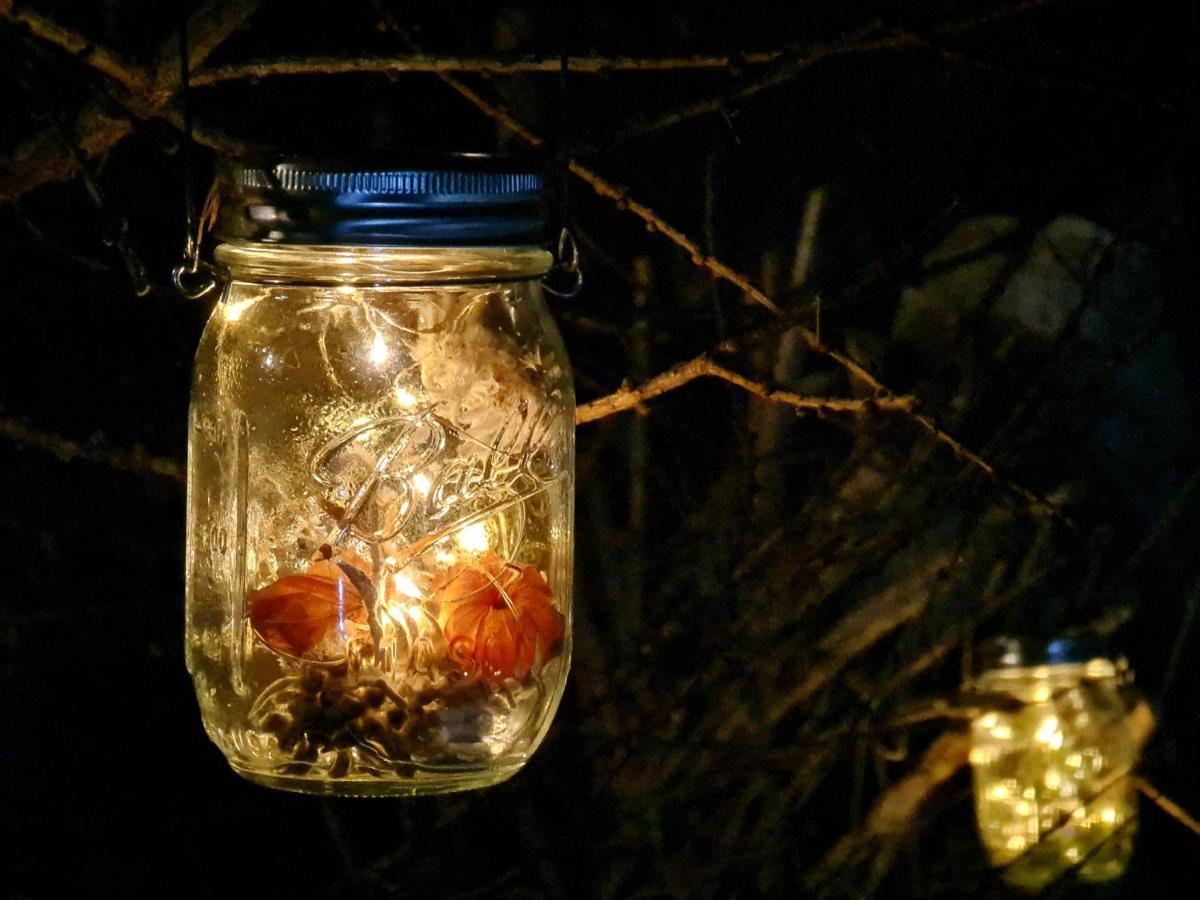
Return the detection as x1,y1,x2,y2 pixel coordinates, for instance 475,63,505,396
2,1,1199,897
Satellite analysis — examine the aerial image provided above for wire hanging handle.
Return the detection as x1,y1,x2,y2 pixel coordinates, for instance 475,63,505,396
172,184,220,299
542,13,583,300
543,227,583,298
171,15,220,300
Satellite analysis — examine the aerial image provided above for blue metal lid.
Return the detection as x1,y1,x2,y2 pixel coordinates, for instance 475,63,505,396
214,155,547,247
977,634,1117,670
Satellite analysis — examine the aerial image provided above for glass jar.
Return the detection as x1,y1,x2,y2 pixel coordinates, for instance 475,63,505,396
185,159,574,796
966,637,1139,890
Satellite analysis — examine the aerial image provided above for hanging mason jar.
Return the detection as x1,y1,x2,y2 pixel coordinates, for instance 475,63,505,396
965,637,1140,890
185,158,575,796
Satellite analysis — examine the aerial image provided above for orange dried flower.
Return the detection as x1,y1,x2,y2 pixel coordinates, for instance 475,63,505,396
437,553,564,683
248,556,370,661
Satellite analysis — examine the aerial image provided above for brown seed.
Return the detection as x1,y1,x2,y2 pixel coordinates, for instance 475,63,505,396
361,715,386,741
386,707,407,728
360,686,386,708
294,739,318,763
330,750,351,778
300,669,325,693
333,697,365,720
288,696,317,719
320,678,345,702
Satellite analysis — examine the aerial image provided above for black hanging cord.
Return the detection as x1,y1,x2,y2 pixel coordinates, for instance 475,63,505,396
544,4,582,299
0,32,150,295
179,19,197,262
558,13,571,233
172,15,219,299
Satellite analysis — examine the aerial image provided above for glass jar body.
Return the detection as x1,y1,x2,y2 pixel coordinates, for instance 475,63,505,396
185,244,573,796
968,661,1137,889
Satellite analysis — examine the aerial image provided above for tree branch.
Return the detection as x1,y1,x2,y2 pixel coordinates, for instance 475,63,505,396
0,106,133,204
610,0,1059,145
0,417,185,483
0,4,150,93
435,70,1067,521
614,27,923,145
0,0,258,204
1134,777,1200,840
806,731,971,893
191,51,783,85
575,353,915,425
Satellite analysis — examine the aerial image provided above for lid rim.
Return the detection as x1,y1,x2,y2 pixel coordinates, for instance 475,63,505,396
974,634,1121,671
215,155,548,248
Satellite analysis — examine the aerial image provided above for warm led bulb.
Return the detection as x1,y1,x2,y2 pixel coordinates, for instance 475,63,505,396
395,386,418,408
456,522,490,553
392,572,423,600
370,331,389,365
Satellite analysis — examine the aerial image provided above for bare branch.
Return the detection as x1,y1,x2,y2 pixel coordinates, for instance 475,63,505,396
151,0,261,104
0,417,185,483
0,4,150,93
1135,777,1200,840
191,51,783,86
0,0,258,204
436,70,1067,521
0,106,133,204
807,731,971,892
576,353,915,425
617,28,923,144
612,0,1059,144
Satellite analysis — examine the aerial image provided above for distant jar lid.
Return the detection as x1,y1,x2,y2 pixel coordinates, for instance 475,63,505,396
214,154,546,247
975,634,1123,672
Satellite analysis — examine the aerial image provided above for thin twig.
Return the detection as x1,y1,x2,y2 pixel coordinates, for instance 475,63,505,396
1107,460,1200,592
436,70,1066,521
0,417,185,482
611,0,1058,144
0,0,259,203
575,353,915,425
8,204,111,271
0,5,150,93
615,26,923,144
1134,777,1200,840
806,731,971,891
0,106,132,204
1157,579,1200,706
192,51,784,85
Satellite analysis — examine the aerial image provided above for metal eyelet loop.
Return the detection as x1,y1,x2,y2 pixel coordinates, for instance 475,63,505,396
172,258,219,300
173,184,221,300
543,227,583,299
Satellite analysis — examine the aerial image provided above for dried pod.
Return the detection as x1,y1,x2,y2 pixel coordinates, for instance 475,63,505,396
248,558,371,661
436,553,565,683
